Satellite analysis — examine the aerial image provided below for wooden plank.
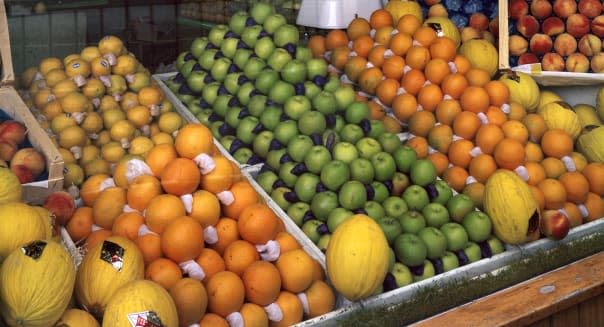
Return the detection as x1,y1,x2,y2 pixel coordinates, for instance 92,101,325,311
527,318,551,327
550,305,579,327
579,293,604,327
0,0,15,84
411,251,604,327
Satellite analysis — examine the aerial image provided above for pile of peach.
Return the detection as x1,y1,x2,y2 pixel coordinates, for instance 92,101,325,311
0,118,46,183
57,123,336,326
509,0,604,72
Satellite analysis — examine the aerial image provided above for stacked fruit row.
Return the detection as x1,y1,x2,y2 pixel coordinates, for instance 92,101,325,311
0,116,47,183
508,0,604,72
0,122,337,326
17,37,185,195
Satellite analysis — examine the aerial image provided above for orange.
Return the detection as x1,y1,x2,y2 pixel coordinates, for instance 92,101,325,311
475,123,504,154
427,124,453,153
358,67,384,95
558,171,590,204
382,55,406,80
206,271,245,318
347,17,372,40
465,68,491,87
329,46,351,71
562,202,584,227
460,86,490,113
66,206,94,243
237,203,280,245
195,247,226,284
223,180,260,219
441,73,469,99
127,174,162,212
392,93,419,123
582,163,604,196
275,249,315,293
413,26,438,47
390,33,414,57
443,165,470,192
485,106,508,126
188,189,221,228
175,123,214,160
429,36,457,61
199,313,229,326
145,257,183,290
452,111,481,140
405,135,429,159
352,35,374,58
427,152,450,176
308,35,327,58
112,212,145,241
200,156,235,194
368,100,387,120
138,86,163,107
435,99,462,126
161,157,201,196
524,142,544,162
303,280,337,318
468,154,497,184
161,216,205,264
507,102,527,121
80,173,111,207
524,161,546,186
424,58,451,85
136,233,163,266
400,68,426,96
453,54,472,75
405,46,431,70
272,291,304,327
417,84,444,112
447,139,475,168
145,194,186,234
538,178,567,210
275,231,301,254
370,8,394,29
374,25,394,47
501,120,529,145
541,157,566,179
242,260,282,306
397,14,422,36
368,45,388,68
209,217,240,255
570,152,588,172
408,110,436,137
584,192,604,222
223,239,260,277
344,56,368,82
484,80,510,107
240,303,269,326
529,185,546,211
493,138,526,170
463,182,486,210
325,29,349,51
541,129,573,159
376,78,400,107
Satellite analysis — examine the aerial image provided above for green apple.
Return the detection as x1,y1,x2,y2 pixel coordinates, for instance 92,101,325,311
266,148,288,170
418,226,447,259
378,133,402,154
220,37,240,59
274,24,300,47
312,91,337,115
295,45,312,62
422,202,450,228
268,80,295,104
247,94,267,117
310,191,339,221
287,135,314,163
256,170,279,194
302,219,326,244
390,172,411,196
320,160,350,192
212,94,233,117
236,115,261,144
461,211,492,243
303,81,321,99
281,59,307,84
198,48,218,71
233,48,253,70
271,186,292,210
195,108,213,126
486,236,505,256
371,181,390,204
278,161,299,188
432,180,453,205
229,11,249,35
186,70,207,94
338,181,367,210
349,158,375,184
224,72,244,95
236,81,256,106
283,95,311,120
442,251,460,272
294,172,320,203
327,207,353,232
367,120,386,139
383,196,409,220
219,135,236,152
393,145,418,173
176,51,191,71
333,84,356,112
371,152,396,182
233,147,254,164
190,36,210,58
394,233,427,267
273,120,299,145
243,56,266,80
225,106,245,128
331,142,359,164
201,82,220,106
253,36,276,60
339,124,365,144
179,58,197,79
378,216,403,245
440,222,469,252
356,137,383,160
409,159,437,187
250,2,274,24
446,194,476,223
344,101,371,124
303,145,331,175
412,260,436,282
241,24,264,48
317,234,331,252
208,24,229,47
255,69,279,94
402,185,430,211
267,48,293,72
460,242,482,265
323,75,341,93
390,262,413,288
287,201,311,227
364,201,386,220
306,58,328,80
388,248,396,272
263,13,287,34
259,106,283,131
399,210,426,234
298,111,326,136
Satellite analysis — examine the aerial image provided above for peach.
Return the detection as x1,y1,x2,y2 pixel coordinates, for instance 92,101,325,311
531,0,553,19
566,13,592,37
0,139,18,162
469,13,490,31
424,0,441,5
460,27,482,42
517,15,540,38
489,18,499,36
482,31,496,44
554,33,578,56
529,33,554,55
518,52,540,65
591,15,604,37
0,159,7,168
11,164,34,184
428,4,448,17
509,35,529,55
510,0,530,20
44,191,76,225
10,148,46,178
578,0,603,18
591,52,604,72
578,34,602,56
542,17,566,36
553,0,578,18
0,120,27,145
542,52,566,71
566,53,591,72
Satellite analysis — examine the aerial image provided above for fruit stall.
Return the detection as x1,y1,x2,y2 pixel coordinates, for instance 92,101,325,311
0,0,604,326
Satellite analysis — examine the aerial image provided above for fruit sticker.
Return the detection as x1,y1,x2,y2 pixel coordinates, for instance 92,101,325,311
126,310,164,327
100,240,125,272
21,240,47,260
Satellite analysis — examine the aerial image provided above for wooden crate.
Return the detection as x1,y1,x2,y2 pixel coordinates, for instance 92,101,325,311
498,0,604,86
0,0,64,204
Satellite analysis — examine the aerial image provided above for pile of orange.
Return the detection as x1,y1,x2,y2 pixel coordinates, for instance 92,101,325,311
66,122,336,326
308,9,604,226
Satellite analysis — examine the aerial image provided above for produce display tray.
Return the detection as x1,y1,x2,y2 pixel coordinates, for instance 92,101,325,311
498,0,604,86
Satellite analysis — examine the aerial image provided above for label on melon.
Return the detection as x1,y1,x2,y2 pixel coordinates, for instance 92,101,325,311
100,240,125,272
21,240,47,260
127,310,164,327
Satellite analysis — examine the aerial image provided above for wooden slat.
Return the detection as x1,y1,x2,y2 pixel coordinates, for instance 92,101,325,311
528,319,551,327
579,293,604,327
411,251,604,327
0,0,15,84
550,305,579,327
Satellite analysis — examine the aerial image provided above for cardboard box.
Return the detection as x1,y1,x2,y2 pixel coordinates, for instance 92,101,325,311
0,0,64,204
498,0,604,86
